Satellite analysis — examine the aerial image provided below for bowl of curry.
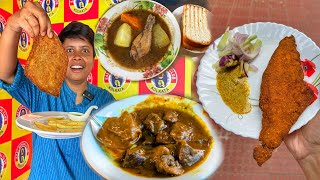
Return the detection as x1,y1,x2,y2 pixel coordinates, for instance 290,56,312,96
95,0,181,81
81,95,223,179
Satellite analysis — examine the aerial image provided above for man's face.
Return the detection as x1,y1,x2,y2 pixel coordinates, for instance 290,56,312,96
63,37,94,83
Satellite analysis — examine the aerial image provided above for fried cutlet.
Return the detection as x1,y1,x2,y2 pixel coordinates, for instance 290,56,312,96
253,36,314,166
25,34,68,97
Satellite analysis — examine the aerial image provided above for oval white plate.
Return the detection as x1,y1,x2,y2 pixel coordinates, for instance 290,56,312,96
16,112,82,139
197,22,320,139
95,0,181,81
81,94,223,180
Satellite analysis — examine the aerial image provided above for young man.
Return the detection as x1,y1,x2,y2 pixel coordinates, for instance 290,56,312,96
0,2,114,179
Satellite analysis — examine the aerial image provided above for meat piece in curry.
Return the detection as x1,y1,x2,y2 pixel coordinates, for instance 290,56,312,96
163,110,179,122
142,131,155,145
122,147,147,168
156,130,175,144
143,113,167,134
170,122,193,141
97,111,141,150
97,107,213,177
177,140,205,166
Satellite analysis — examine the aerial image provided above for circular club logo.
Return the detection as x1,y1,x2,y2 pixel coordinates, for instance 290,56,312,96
0,15,6,33
0,106,8,138
17,0,28,9
69,0,93,14
110,0,123,4
16,105,31,118
14,141,30,169
87,72,93,84
40,0,59,17
146,68,178,94
18,31,30,53
0,152,7,179
104,72,130,93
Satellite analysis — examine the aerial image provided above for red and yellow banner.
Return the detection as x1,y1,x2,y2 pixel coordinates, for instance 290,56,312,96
0,141,11,180
0,0,199,179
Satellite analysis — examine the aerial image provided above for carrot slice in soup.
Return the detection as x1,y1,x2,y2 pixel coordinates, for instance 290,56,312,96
121,13,142,30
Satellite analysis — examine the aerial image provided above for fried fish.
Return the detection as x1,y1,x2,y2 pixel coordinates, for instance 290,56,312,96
253,36,314,166
25,34,68,97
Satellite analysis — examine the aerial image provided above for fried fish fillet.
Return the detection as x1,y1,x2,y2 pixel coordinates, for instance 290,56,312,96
25,34,68,97
253,36,314,166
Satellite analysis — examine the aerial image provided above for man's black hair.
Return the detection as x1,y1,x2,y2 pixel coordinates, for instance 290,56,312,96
59,21,96,57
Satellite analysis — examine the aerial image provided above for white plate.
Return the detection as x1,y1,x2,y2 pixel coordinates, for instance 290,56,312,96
197,22,320,139
95,0,181,81
16,112,83,139
81,94,223,180
172,5,212,54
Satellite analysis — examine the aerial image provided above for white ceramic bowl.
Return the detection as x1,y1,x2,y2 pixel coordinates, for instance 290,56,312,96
95,0,181,81
81,94,224,180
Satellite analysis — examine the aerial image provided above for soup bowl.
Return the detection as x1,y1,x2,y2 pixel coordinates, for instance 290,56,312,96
81,94,224,180
95,0,181,81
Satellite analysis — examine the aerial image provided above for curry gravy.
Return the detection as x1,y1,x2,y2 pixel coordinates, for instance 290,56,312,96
216,65,252,114
100,107,213,178
107,10,171,70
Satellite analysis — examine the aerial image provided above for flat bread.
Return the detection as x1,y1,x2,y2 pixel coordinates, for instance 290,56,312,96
25,34,68,97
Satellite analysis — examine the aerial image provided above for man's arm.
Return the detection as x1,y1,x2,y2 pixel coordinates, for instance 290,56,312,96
0,21,20,84
0,2,53,85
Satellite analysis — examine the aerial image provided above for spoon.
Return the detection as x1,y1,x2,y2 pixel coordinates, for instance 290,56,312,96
68,105,98,121
89,115,104,143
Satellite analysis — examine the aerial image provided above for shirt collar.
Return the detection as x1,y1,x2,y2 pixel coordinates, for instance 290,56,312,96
63,81,92,107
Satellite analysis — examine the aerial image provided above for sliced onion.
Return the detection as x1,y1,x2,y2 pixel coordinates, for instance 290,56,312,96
234,32,249,45
215,30,262,77
231,44,243,56
243,61,248,77
249,64,258,72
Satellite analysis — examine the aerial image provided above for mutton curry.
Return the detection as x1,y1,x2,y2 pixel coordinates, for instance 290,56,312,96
97,107,213,177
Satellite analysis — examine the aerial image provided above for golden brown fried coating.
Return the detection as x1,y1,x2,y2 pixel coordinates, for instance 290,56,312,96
253,145,272,166
25,34,68,97
253,36,314,166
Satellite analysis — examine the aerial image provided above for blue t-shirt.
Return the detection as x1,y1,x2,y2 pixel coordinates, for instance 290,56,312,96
0,63,115,180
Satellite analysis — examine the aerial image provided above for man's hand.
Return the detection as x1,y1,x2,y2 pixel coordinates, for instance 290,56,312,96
284,110,320,180
6,1,53,38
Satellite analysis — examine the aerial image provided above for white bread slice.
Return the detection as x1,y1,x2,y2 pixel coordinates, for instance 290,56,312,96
182,4,213,49
182,38,209,52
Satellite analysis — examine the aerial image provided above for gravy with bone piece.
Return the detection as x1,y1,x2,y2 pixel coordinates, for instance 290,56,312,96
97,107,213,177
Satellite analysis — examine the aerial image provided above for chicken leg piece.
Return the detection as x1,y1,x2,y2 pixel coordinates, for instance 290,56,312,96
130,14,155,61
